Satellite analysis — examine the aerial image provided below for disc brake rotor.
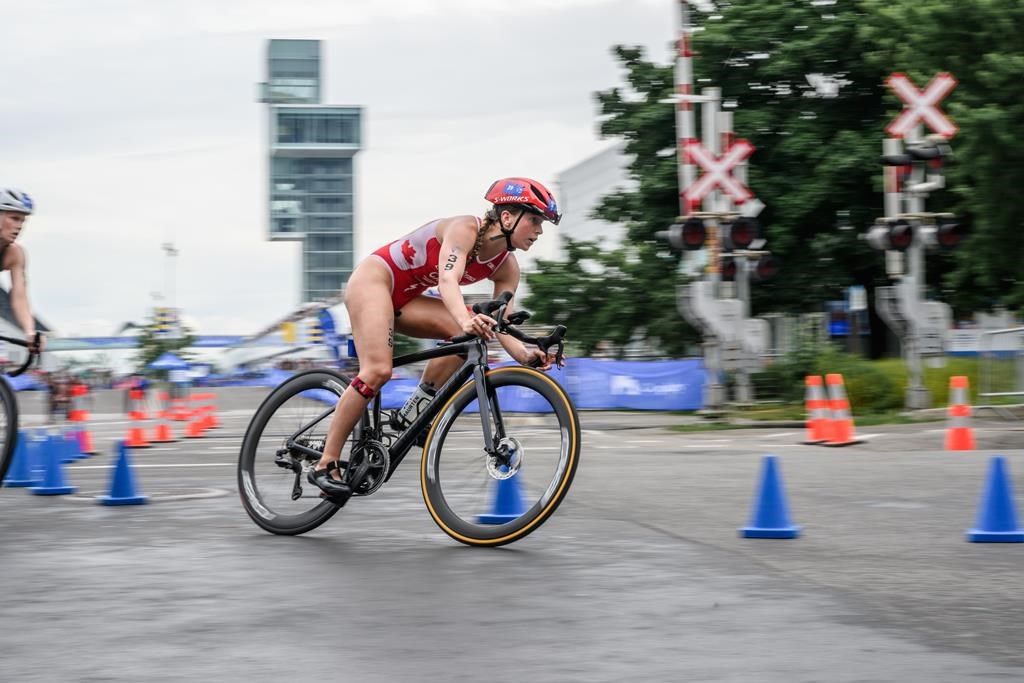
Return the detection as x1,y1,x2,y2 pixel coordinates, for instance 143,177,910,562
486,436,524,480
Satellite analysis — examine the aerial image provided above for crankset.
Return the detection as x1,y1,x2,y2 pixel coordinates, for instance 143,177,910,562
346,439,390,496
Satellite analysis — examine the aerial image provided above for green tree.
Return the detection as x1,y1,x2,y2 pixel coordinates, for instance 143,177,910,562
859,0,1024,311
527,1,1023,357
134,313,195,375
688,1,894,323
526,46,700,358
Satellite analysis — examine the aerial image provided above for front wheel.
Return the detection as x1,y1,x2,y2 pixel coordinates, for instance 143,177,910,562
421,366,581,547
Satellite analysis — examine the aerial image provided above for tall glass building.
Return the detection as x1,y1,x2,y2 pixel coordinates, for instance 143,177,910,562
260,39,362,303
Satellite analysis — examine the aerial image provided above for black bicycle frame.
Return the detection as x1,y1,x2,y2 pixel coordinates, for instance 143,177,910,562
375,336,505,482
282,334,505,483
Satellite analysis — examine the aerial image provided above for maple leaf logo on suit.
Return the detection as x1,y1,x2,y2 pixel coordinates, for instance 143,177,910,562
401,240,417,265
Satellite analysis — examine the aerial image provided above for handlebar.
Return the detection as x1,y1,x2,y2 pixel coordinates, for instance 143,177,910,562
448,291,566,368
0,332,41,377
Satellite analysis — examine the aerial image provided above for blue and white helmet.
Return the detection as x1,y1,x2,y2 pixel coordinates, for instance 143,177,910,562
0,188,34,215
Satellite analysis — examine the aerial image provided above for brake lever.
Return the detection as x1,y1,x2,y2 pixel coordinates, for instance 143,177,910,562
527,339,566,370
507,311,531,325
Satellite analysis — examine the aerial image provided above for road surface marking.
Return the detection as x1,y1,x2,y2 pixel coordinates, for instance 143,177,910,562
72,463,234,469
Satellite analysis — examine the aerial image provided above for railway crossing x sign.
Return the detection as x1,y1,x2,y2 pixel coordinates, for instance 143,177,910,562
683,139,755,207
885,72,958,139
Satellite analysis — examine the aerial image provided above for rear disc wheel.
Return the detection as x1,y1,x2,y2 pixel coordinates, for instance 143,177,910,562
238,369,362,535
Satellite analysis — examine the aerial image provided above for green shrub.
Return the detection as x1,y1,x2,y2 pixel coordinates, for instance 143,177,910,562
753,344,990,412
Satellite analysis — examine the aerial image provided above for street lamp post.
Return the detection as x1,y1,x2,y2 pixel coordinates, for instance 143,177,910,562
161,242,178,311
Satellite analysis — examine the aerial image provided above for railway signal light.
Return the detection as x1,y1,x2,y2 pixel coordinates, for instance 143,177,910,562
935,218,967,250
657,216,706,252
720,256,737,282
721,217,758,251
751,254,780,283
866,219,915,252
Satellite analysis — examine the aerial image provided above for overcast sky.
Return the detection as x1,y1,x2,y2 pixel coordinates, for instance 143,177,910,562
2,0,676,337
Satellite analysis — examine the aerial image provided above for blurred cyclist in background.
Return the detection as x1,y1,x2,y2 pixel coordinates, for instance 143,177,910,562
308,177,562,501
0,188,45,354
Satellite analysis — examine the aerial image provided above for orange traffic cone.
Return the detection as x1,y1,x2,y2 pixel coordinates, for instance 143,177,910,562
823,374,861,446
204,393,221,429
66,384,97,455
184,417,205,439
944,376,976,451
125,425,151,449
67,384,90,422
152,421,176,443
127,388,149,420
802,375,830,444
76,428,98,456
169,397,191,422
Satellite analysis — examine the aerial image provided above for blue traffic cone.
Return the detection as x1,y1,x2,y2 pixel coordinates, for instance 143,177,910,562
98,441,148,506
2,432,36,487
477,470,526,524
739,455,801,539
61,431,86,463
30,434,77,495
28,430,46,481
967,456,1024,543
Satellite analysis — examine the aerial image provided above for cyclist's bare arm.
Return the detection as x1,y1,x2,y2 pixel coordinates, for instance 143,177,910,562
437,217,496,340
489,258,553,370
5,245,42,352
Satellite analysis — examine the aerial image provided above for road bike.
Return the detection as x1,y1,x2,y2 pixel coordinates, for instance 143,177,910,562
0,333,42,484
238,292,581,546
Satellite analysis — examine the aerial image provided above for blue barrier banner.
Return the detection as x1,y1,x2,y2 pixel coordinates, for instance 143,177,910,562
422,359,706,412
260,358,707,411
6,374,44,391
380,377,419,410
566,358,705,410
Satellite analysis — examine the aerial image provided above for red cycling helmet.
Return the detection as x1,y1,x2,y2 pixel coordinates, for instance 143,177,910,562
484,177,562,225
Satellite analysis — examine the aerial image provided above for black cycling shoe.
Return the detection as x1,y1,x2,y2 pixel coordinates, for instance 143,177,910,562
307,461,353,505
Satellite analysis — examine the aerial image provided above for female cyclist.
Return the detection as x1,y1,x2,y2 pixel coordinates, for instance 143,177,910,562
309,177,563,501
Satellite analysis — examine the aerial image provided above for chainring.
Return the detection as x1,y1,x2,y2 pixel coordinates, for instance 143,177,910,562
349,439,390,496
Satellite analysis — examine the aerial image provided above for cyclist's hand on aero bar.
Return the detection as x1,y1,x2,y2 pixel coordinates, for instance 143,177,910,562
517,347,560,371
460,313,496,341
27,332,44,354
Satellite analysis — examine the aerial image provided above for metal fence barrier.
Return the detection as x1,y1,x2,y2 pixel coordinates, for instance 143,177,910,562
980,326,1024,401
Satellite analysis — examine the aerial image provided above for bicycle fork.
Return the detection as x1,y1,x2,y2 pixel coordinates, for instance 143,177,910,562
473,366,512,466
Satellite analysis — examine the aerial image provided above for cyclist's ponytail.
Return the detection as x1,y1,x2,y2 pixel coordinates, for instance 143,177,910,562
469,209,499,262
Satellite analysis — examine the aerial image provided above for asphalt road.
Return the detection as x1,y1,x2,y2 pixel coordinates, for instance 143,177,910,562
2,388,1023,681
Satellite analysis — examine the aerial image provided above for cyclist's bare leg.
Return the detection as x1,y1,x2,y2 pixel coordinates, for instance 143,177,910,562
395,295,465,387
316,262,395,476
